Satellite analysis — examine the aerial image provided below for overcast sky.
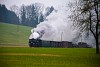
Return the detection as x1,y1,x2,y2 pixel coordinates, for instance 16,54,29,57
0,0,73,10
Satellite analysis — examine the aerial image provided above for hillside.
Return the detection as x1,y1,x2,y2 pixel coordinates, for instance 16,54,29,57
0,22,32,46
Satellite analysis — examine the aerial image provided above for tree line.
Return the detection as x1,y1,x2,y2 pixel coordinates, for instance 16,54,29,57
0,4,19,24
0,3,54,27
18,3,54,27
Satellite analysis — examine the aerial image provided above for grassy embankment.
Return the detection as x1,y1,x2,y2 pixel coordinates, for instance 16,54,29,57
0,22,32,46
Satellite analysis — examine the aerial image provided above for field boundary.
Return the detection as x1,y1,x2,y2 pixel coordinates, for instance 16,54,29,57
0,44,28,47
0,53,64,57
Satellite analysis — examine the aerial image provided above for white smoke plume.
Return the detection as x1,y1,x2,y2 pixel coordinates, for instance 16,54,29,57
29,7,76,41
29,3,95,47
29,29,40,39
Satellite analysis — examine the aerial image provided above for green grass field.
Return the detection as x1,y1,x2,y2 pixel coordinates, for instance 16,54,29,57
0,22,100,67
0,22,32,46
0,47,100,67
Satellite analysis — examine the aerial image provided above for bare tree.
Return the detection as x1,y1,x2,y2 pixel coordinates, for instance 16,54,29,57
25,3,44,27
20,4,27,26
10,5,20,32
68,0,100,54
10,5,20,17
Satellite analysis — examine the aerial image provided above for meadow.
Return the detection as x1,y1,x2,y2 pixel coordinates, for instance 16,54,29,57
0,47,100,67
0,22,100,67
0,22,32,46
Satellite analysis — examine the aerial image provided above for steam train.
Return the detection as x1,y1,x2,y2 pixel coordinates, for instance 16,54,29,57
29,38,73,47
29,38,92,48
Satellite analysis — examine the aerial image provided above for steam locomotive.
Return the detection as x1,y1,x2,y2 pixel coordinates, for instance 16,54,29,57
29,38,73,47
